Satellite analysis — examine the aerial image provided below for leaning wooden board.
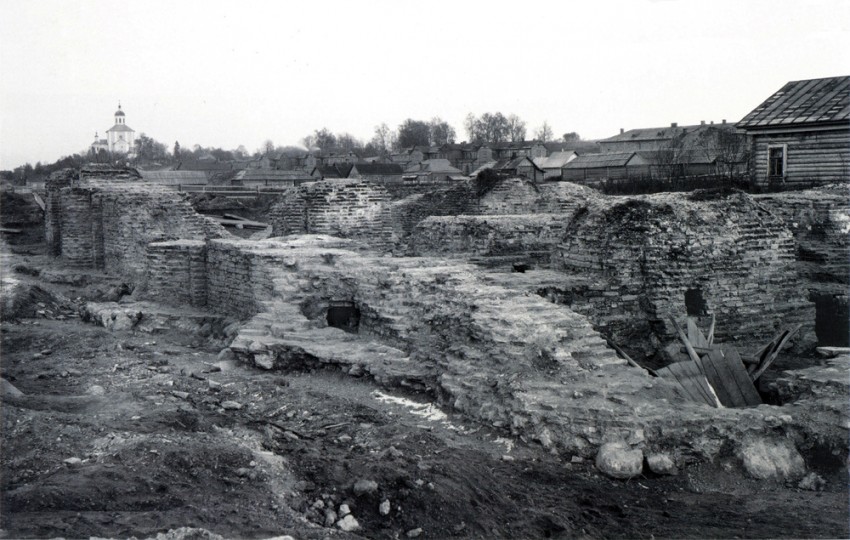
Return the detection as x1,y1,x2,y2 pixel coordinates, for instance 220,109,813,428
656,361,718,407
698,348,762,407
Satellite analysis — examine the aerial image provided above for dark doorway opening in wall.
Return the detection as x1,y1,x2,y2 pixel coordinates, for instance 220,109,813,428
684,288,709,317
327,301,360,333
813,294,849,347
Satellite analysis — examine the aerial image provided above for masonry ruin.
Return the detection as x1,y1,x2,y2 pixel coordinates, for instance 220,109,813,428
39,170,849,476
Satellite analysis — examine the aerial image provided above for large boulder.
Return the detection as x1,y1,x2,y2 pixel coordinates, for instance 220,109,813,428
595,441,643,479
739,438,806,481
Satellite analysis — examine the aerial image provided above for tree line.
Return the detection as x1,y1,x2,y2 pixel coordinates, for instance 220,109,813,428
2,112,582,183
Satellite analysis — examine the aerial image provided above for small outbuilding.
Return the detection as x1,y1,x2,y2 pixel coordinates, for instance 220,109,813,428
561,152,652,183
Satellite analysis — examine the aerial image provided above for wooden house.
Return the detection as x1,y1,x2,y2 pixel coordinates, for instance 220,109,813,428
562,152,652,183
349,162,405,179
737,76,850,189
533,151,578,180
403,159,464,182
494,156,545,182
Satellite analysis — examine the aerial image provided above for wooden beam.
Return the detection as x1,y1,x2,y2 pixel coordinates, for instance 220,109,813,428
670,317,703,365
707,313,716,346
605,338,657,377
751,325,801,382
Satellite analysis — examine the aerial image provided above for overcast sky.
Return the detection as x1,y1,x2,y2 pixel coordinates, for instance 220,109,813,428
1,0,848,169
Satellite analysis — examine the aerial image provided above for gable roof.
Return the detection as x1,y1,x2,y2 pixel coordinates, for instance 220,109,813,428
599,124,706,144
313,165,344,178
737,76,850,130
564,152,638,168
405,159,462,174
533,151,577,169
352,162,404,175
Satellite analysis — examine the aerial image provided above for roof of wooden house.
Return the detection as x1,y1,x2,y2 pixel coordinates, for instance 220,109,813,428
405,159,463,174
599,124,711,144
353,162,405,175
737,75,850,129
533,151,577,169
564,152,641,168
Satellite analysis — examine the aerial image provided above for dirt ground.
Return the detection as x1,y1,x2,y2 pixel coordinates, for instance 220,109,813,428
1,240,848,539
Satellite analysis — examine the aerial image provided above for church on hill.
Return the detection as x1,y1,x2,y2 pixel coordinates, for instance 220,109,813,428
90,104,136,157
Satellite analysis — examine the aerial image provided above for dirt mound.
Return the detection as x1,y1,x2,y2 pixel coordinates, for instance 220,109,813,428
0,279,76,321
0,191,43,226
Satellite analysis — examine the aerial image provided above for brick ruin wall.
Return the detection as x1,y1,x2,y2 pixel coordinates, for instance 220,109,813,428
361,176,459,200
45,169,78,255
213,237,846,462
754,185,850,293
388,182,481,252
553,192,816,360
389,178,594,253
43,178,846,462
145,240,208,308
406,182,597,265
49,180,228,281
267,181,393,251
477,178,594,215
410,214,571,267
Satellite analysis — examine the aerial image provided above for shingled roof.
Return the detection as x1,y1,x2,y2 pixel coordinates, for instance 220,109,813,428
737,76,850,129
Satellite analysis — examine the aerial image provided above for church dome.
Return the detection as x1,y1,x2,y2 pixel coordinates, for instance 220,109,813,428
115,104,125,117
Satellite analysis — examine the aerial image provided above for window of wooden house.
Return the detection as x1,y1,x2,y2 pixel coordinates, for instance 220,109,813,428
768,145,786,177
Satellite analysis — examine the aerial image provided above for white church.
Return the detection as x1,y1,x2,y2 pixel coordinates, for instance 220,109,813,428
90,104,136,157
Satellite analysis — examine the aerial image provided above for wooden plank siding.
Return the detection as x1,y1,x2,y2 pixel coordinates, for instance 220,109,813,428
752,128,850,188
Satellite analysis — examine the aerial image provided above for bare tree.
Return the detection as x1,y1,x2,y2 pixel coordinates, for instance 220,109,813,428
464,113,477,143
429,117,456,145
336,133,363,151
507,114,527,142
654,133,691,180
694,127,749,179
260,139,275,156
370,123,396,155
465,112,512,144
534,121,554,142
